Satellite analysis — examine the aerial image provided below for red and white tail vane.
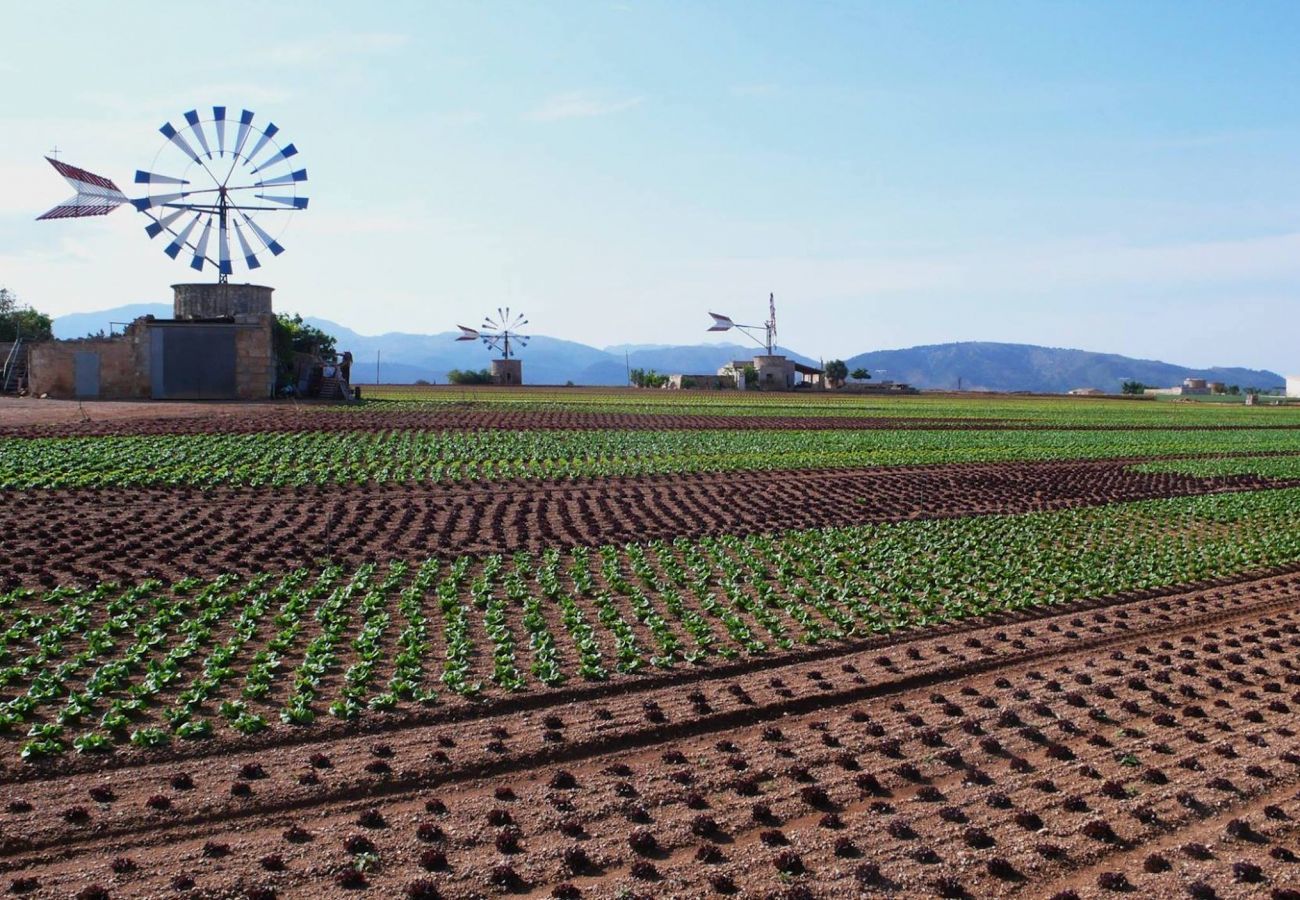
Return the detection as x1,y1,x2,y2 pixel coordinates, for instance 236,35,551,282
36,157,128,220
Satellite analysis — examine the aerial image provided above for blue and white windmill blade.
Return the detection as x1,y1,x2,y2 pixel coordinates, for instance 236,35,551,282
253,169,307,187
131,192,188,211
213,106,227,156
233,109,255,159
191,217,214,270
144,206,188,238
243,123,279,167
160,121,202,164
134,171,190,185
455,326,480,341
232,220,262,269
238,211,284,255
255,194,309,209
184,110,214,159
218,221,232,275
250,143,297,174
165,213,203,259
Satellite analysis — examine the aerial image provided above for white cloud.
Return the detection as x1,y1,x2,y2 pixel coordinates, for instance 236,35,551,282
260,32,411,67
526,91,643,122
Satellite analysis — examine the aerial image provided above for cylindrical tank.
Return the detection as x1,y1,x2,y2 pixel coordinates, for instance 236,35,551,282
172,283,274,319
491,358,523,385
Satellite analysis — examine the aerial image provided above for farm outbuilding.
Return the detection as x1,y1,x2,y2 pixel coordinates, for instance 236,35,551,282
25,283,276,400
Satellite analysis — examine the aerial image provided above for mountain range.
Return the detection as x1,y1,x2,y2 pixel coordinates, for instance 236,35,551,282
52,305,1284,393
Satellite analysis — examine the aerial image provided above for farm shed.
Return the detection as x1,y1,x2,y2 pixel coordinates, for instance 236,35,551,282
26,283,276,401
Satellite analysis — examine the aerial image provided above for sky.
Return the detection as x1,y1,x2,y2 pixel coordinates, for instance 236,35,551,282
2,1,1299,371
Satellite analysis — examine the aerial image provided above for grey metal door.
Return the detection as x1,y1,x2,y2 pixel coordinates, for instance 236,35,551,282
73,351,99,398
151,326,237,399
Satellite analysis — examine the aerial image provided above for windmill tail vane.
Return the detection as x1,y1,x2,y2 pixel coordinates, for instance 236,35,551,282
36,157,128,220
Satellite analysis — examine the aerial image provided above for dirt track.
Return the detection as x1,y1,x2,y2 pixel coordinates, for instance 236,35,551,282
2,458,1290,589
2,569,1298,898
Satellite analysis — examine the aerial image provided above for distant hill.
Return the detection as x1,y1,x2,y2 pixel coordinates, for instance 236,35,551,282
52,304,171,339
845,342,1283,393
49,309,1282,391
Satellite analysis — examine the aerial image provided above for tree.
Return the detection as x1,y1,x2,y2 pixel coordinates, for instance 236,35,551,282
447,368,494,385
741,364,758,390
272,313,338,388
824,359,848,387
0,288,53,342
1121,380,1146,395
1227,385,1241,396
850,367,871,381
629,367,668,388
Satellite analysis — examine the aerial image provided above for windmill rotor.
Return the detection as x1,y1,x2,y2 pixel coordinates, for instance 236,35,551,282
131,106,308,282
455,308,530,359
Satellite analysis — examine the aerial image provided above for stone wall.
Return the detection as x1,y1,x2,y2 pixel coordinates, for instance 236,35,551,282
491,358,523,386
28,324,151,399
28,315,274,400
173,283,274,319
234,315,276,399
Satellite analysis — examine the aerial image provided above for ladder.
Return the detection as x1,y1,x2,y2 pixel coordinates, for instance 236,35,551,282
1,339,27,394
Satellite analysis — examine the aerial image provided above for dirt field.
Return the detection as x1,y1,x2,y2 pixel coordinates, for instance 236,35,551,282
1,459,1289,590
1,571,1297,898
3,395,1300,898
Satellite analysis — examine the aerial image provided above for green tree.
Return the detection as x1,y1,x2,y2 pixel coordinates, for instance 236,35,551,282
272,313,338,388
741,364,758,389
447,368,494,385
1227,385,1241,396
629,367,668,388
850,367,871,381
0,288,53,342
824,359,848,387
1121,380,1146,395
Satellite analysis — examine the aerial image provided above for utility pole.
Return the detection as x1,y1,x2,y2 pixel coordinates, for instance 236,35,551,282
376,350,380,385
625,351,631,387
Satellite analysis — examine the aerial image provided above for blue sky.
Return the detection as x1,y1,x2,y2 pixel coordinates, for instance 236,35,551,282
3,1,1299,371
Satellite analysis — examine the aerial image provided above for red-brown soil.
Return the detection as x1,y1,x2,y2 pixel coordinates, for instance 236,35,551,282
2,570,1298,898
2,458,1291,589
4,397,1300,437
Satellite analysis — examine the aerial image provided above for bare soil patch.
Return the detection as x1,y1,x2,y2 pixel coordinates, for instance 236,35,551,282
2,459,1288,589
2,571,1298,898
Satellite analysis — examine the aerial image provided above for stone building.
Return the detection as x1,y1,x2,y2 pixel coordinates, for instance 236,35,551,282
27,283,276,400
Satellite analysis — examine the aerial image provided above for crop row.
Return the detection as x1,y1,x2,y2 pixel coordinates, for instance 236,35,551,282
3,429,1300,490
1132,454,1300,480
0,487,1299,764
362,386,1300,426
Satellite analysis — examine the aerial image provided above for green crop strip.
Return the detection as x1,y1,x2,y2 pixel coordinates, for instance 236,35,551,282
3,428,1300,489
1131,454,1300,480
358,388,1300,427
1,487,1298,761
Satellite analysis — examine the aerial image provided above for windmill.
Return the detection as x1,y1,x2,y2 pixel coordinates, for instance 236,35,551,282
455,308,530,385
707,292,778,354
38,106,308,284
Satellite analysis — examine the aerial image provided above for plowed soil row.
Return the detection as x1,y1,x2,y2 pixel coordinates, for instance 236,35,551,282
3,570,1299,898
6,405,1300,437
4,459,1293,590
